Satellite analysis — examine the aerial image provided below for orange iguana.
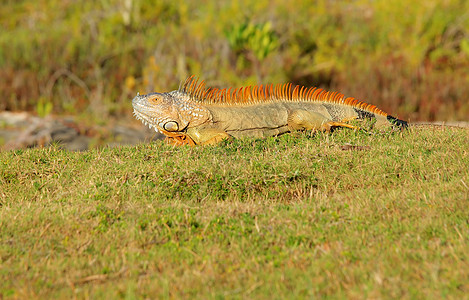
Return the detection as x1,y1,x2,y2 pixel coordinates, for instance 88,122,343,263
132,76,407,145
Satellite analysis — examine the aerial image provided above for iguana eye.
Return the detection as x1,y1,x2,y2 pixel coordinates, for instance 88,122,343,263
148,93,164,104
163,121,179,131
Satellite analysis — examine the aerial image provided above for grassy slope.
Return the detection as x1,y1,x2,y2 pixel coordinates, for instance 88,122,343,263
0,126,468,299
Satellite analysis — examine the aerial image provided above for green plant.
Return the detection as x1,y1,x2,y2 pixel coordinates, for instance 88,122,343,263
36,97,53,117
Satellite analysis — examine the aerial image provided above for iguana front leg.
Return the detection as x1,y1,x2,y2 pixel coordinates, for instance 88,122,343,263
163,131,196,146
288,110,358,132
163,127,229,146
186,126,231,145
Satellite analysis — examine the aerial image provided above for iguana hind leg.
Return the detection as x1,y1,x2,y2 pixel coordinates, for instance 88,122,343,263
288,110,359,132
321,121,358,131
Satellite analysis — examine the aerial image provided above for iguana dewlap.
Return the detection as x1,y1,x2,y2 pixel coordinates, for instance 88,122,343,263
132,76,407,145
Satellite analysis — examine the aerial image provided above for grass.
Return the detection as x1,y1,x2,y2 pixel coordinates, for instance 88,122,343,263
0,126,468,299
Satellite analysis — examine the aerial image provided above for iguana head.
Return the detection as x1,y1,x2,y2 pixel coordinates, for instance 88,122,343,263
132,91,211,135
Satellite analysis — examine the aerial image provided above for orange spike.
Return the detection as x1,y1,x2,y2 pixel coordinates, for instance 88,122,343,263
319,89,327,99
203,88,210,100
319,90,328,99
208,89,216,103
235,87,242,102
183,75,195,91
298,86,305,99
313,89,323,99
288,83,293,100
202,87,211,99
245,86,251,102
226,87,232,102
292,85,299,99
221,88,227,102
216,89,224,103
339,93,345,102
331,92,339,102
189,77,198,94
229,88,234,103
346,97,357,106
250,86,254,101
199,81,206,97
207,89,215,102
194,80,205,98
335,92,343,102
334,92,344,103
313,87,322,99
257,84,263,100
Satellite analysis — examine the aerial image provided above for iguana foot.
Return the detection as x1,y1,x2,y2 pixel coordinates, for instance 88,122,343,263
164,133,196,146
320,121,359,132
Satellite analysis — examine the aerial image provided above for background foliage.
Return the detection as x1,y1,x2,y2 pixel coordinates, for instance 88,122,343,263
1,0,468,122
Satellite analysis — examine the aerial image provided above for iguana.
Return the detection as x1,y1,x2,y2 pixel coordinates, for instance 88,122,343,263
132,76,407,146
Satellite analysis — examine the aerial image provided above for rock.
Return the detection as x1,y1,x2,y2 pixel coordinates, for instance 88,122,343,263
0,112,163,151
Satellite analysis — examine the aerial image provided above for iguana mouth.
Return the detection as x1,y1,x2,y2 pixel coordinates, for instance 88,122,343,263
132,110,161,133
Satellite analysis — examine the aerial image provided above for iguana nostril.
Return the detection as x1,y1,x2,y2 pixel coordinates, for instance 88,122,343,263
163,121,179,131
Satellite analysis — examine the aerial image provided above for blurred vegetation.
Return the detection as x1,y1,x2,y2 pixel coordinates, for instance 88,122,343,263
1,0,468,122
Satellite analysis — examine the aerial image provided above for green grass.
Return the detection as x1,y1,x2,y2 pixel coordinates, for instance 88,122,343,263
1,126,468,299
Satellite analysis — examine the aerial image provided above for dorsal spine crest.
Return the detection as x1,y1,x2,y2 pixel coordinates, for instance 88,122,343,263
180,75,387,116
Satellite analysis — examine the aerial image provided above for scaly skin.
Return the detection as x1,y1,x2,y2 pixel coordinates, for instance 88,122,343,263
132,76,407,145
